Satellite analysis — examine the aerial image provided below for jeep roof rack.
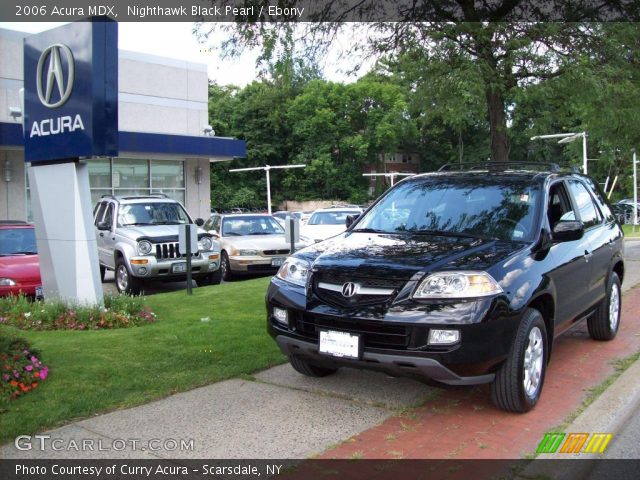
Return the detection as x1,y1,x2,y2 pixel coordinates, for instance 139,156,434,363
119,194,170,200
437,161,578,173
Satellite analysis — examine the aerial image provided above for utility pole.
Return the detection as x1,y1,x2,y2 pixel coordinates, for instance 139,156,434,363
229,164,306,214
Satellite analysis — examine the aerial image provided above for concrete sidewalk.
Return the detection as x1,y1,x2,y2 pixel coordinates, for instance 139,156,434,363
2,243,640,460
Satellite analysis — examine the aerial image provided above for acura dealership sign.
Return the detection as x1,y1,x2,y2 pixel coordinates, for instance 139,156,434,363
24,19,118,163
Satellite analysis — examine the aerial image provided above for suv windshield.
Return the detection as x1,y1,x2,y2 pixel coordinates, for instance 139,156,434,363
308,211,361,226
0,228,37,255
118,202,191,227
222,216,284,236
355,177,540,241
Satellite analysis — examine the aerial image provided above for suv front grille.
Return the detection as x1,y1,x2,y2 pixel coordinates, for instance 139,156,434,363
155,242,197,260
295,314,409,349
313,272,405,307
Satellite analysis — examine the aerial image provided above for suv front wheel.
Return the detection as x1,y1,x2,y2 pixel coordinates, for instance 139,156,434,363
491,308,547,413
115,259,142,295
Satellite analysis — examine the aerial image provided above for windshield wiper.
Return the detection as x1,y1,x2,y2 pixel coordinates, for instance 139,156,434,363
11,251,38,255
122,222,154,226
351,228,388,234
152,221,181,225
409,229,498,241
248,232,274,235
224,232,241,236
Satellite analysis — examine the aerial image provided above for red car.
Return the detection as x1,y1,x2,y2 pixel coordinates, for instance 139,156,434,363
0,221,42,298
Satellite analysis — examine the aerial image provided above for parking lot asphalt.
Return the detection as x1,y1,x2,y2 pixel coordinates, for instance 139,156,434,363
2,241,639,460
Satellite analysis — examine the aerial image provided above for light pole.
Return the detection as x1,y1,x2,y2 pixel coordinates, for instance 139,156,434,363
363,172,416,187
229,164,306,214
633,149,638,226
530,132,588,174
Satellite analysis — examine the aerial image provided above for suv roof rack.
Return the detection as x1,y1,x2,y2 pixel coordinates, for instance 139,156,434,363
437,161,575,173
120,194,170,200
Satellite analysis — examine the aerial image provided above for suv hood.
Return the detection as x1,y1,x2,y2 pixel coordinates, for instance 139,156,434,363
300,232,525,280
118,225,209,242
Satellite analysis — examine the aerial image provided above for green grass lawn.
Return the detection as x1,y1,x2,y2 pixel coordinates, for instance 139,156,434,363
0,276,285,444
623,224,640,237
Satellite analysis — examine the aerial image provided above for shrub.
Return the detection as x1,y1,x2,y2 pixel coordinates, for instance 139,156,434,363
0,294,156,331
0,335,48,406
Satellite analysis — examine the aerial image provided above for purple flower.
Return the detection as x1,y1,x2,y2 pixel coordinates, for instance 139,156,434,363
30,356,39,363
0,316,6,324
1,373,9,381
13,371,20,378
24,365,33,372
39,366,48,380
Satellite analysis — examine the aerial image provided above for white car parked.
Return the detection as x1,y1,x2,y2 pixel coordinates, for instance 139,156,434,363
302,207,363,243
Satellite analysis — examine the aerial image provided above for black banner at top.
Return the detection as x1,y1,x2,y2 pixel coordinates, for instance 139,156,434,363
0,0,639,22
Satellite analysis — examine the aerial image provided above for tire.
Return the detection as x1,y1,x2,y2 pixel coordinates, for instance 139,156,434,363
289,355,338,377
195,268,223,286
588,272,621,341
220,251,233,281
115,259,141,295
99,265,106,282
491,308,547,413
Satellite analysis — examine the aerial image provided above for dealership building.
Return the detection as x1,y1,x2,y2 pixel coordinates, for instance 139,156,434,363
0,27,245,222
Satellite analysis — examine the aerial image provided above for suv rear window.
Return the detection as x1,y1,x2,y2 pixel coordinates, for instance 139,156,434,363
356,177,540,241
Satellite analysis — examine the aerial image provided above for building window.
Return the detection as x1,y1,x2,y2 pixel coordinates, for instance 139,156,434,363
88,158,186,207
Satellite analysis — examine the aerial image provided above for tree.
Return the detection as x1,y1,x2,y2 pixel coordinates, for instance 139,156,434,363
196,1,632,161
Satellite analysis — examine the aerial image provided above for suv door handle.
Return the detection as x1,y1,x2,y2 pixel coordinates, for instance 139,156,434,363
584,250,593,261
99,232,104,237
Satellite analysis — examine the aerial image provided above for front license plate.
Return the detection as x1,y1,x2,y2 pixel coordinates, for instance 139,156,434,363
171,262,187,273
319,330,360,359
35,286,44,299
271,257,284,267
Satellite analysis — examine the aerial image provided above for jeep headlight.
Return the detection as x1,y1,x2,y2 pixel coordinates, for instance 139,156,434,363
198,236,213,251
233,249,259,256
137,240,153,256
413,271,502,299
276,257,310,287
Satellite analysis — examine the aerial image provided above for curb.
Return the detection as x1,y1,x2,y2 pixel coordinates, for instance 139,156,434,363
517,356,640,479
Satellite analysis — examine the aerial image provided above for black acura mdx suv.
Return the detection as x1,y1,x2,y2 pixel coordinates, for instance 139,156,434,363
266,163,624,412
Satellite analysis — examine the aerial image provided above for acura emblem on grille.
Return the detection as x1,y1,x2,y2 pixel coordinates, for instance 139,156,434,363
341,282,359,297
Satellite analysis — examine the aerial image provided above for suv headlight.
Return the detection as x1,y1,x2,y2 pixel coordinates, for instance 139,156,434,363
137,240,153,256
199,236,213,251
233,249,259,256
0,278,17,286
413,271,503,299
276,257,310,287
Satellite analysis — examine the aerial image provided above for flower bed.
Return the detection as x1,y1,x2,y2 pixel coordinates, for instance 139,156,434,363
0,294,156,330
1,336,48,405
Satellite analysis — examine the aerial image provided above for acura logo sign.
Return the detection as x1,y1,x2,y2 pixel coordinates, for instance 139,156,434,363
36,44,74,108
341,282,359,298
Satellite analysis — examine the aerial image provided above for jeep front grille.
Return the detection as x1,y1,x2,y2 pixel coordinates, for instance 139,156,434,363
155,242,197,259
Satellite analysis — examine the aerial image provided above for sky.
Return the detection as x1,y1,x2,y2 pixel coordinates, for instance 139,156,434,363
0,22,369,87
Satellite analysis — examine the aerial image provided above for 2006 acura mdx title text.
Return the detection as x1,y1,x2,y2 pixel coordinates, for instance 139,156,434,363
266,163,624,412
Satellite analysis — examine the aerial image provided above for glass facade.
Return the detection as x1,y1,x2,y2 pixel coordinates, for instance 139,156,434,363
88,158,186,205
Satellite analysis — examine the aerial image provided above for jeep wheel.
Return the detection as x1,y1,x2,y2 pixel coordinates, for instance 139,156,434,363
115,260,141,295
491,308,547,413
220,251,233,281
289,355,337,377
588,272,621,341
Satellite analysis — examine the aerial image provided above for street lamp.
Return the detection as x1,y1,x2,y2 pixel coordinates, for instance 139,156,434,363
530,132,588,174
362,172,416,187
229,164,306,214
633,149,638,226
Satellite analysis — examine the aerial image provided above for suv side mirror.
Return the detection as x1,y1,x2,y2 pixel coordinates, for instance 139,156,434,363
345,214,359,229
552,220,584,243
195,218,205,227
97,221,110,231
